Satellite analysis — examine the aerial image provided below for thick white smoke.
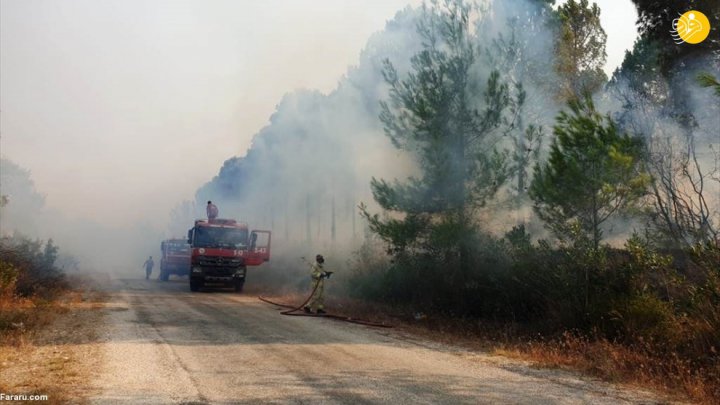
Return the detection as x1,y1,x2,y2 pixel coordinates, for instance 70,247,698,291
193,0,562,253
0,157,165,275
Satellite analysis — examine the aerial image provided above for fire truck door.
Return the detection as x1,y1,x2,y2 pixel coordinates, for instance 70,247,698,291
246,230,271,265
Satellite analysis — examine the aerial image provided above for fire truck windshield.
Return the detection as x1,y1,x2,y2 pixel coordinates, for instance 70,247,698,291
194,227,248,249
166,243,190,254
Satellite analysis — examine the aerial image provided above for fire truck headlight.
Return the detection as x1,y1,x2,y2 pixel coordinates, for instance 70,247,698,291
192,266,202,273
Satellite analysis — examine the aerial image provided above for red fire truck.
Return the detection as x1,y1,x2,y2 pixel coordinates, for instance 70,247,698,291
186,218,271,292
159,238,191,281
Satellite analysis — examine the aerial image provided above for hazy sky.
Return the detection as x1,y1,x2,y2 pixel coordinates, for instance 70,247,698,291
1,0,637,229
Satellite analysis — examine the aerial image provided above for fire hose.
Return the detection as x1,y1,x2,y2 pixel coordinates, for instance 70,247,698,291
258,279,392,328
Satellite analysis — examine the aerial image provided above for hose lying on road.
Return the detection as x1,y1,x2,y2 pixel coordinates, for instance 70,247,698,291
258,281,392,328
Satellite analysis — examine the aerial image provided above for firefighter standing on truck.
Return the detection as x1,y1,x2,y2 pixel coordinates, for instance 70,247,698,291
143,256,154,280
207,200,219,221
304,254,331,314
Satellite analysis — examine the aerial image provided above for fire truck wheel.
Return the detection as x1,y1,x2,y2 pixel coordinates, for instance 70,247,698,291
234,279,245,293
190,280,201,292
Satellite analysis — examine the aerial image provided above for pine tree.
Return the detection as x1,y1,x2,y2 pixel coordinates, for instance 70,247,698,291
631,0,720,75
361,0,512,282
554,0,607,101
529,96,649,249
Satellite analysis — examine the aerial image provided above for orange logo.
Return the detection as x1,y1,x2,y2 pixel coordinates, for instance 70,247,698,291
671,11,711,44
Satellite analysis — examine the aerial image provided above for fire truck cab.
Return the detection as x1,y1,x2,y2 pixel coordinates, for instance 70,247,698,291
187,218,271,292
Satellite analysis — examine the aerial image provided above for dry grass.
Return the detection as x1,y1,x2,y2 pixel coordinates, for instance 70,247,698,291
0,276,106,404
274,290,718,404
497,333,719,405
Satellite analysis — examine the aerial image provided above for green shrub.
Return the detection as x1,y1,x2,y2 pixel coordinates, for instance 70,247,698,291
610,294,680,345
685,242,720,358
0,261,19,295
0,235,67,299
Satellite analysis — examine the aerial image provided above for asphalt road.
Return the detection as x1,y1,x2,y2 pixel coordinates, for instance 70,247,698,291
90,278,664,404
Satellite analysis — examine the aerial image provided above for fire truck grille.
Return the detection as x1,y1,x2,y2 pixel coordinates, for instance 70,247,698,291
198,256,243,268
205,267,235,277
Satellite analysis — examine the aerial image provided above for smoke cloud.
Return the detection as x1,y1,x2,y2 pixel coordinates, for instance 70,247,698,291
2,0,673,282
193,0,564,286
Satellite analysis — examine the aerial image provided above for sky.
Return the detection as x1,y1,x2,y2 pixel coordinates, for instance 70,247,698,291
0,0,638,229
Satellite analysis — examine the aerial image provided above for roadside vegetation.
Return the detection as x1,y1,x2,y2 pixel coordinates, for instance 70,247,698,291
351,0,720,403
0,234,70,342
349,232,719,403
0,233,102,404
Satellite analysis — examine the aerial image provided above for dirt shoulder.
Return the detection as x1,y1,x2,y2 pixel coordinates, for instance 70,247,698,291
268,291,697,404
0,280,106,404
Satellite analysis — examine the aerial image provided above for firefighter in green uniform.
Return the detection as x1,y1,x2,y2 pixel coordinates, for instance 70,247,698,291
304,254,331,314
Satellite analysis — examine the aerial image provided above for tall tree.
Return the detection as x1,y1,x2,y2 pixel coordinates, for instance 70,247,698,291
608,35,720,247
488,35,546,200
640,72,720,247
621,2,719,135
485,0,557,200
529,96,649,249
554,0,608,101
362,0,512,281
631,0,720,75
